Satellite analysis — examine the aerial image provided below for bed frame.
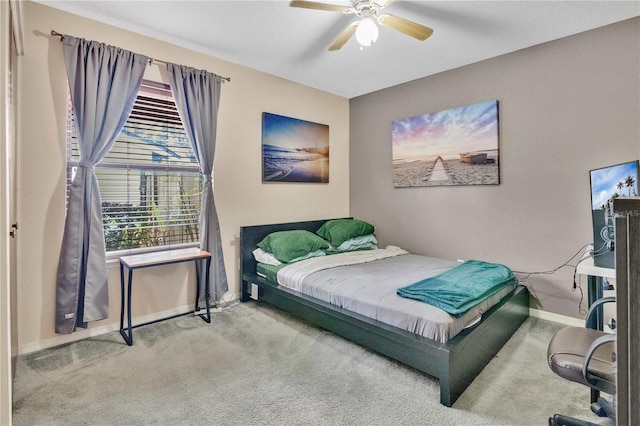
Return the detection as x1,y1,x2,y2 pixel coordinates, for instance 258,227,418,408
239,218,529,406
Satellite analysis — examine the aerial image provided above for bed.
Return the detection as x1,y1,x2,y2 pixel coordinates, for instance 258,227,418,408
240,218,529,406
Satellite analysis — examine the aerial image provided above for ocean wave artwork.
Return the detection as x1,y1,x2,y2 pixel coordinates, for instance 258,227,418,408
262,112,329,183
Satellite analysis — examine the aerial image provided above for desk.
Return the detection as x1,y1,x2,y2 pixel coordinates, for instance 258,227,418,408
119,248,212,346
575,252,615,406
576,254,615,330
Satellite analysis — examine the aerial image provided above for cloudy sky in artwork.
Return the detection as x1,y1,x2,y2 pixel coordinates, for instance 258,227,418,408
392,100,499,160
262,112,329,150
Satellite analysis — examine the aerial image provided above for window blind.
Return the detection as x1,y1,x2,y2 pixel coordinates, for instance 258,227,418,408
67,80,202,253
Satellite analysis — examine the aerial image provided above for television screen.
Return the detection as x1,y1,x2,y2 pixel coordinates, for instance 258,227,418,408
589,160,639,268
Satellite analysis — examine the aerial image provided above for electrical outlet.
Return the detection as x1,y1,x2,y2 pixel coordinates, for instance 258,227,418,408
250,283,259,300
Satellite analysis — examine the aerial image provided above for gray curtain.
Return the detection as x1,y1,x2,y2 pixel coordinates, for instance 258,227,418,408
166,63,228,302
56,35,148,334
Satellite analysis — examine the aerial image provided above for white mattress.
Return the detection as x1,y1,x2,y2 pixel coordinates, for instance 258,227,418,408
276,250,516,343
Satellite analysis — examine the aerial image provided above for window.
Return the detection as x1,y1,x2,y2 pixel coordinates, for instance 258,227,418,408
67,80,202,254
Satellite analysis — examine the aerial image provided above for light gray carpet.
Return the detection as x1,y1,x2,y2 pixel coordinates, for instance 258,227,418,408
13,302,613,425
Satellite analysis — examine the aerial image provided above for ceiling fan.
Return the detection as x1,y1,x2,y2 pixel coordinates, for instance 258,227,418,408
289,0,434,51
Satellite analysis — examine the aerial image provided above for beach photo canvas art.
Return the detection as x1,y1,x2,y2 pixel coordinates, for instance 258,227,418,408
262,112,329,183
392,100,500,187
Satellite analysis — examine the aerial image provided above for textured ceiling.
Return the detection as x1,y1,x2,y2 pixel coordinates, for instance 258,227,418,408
37,0,640,98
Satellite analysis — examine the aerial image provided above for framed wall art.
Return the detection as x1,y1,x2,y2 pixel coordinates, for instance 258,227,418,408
392,100,500,187
262,112,329,183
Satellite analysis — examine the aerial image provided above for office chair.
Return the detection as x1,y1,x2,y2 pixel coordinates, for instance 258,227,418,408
547,297,616,426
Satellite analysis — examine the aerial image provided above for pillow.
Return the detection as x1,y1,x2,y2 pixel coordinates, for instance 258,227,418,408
257,230,330,263
316,219,375,247
252,248,282,266
287,249,327,264
335,234,378,252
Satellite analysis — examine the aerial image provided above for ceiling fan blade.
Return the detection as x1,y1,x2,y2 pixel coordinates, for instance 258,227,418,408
328,23,357,51
373,0,396,8
289,1,351,13
378,14,434,41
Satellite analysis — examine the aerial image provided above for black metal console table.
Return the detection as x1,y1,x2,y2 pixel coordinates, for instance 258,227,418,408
119,247,212,346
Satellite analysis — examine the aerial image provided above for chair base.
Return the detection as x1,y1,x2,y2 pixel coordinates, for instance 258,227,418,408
549,396,615,426
591,396,614,418
548,414,598,426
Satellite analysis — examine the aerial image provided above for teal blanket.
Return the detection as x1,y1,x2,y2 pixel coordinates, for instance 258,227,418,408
397,260,517,316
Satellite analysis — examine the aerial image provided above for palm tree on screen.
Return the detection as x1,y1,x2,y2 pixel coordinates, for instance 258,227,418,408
625,175,636,196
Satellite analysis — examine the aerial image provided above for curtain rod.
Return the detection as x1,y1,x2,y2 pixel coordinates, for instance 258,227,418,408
50,30,231,83
149,58,230,82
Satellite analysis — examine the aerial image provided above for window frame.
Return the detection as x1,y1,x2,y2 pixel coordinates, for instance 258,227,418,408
66,79,203,260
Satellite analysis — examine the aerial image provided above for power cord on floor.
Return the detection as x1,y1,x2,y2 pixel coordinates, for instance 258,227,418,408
194,294,240,316
212,295,240,312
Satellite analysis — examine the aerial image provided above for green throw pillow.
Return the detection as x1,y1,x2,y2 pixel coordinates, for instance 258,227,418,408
316,219,375,248
257,230,330,263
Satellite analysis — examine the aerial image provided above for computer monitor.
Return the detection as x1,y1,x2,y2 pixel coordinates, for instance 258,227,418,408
589,160,639,268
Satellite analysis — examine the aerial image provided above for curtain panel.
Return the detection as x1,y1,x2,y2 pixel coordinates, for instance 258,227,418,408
166,63,228,302
55,35,148,334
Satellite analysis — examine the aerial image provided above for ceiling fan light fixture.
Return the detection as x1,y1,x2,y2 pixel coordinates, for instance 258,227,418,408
290,0,433,51
355,17,378,47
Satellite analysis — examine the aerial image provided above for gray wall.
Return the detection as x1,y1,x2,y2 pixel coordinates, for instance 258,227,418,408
349,18,639,318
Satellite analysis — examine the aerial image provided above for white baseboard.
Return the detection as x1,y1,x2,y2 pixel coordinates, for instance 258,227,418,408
20,298,578,354
528,308,585,327
20,292,240,355
20,305,196,355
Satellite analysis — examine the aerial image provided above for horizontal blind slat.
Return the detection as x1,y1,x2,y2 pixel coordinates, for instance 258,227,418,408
66,79,203,253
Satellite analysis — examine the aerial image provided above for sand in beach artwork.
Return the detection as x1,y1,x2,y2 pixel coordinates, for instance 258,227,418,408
262,112,329,183
392,100,500,187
